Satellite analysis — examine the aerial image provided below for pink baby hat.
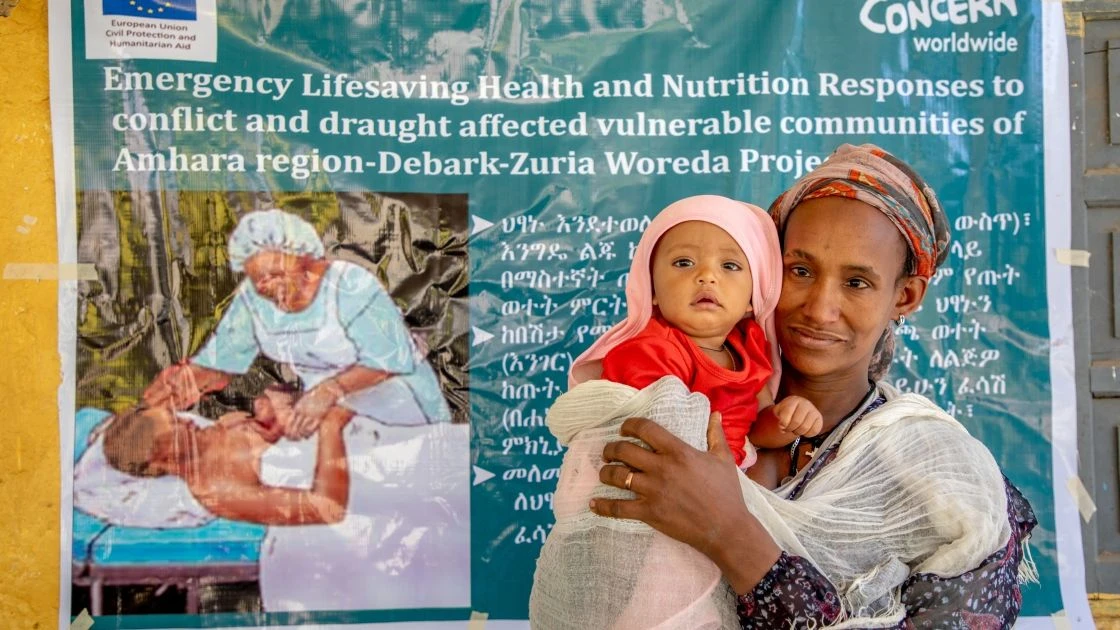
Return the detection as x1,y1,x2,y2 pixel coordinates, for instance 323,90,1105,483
569,195,782,397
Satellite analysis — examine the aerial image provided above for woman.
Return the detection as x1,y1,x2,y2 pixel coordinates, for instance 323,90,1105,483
587,144,1037,628
143,208,450,432
142,209,469,612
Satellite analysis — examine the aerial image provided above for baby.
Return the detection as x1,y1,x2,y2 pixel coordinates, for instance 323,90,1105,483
531,196,824,629
570,195,821,471
101,387,354,525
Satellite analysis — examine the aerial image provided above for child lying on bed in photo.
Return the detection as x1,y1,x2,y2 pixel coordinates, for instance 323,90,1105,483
101,387,354,525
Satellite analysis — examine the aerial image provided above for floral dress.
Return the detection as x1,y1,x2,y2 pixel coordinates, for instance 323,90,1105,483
737,392,1037,629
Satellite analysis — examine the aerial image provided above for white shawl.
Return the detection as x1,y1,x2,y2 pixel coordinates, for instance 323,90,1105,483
531,377,1013,629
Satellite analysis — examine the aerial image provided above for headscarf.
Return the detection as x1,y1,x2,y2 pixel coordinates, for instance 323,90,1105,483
227,209,326,272
569,195,783,396
768,143,950,380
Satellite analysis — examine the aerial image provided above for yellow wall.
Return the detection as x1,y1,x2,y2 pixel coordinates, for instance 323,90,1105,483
3,3,1118,629
0,2,62,628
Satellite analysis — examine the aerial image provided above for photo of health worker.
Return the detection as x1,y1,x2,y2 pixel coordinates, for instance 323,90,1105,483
69,192,470,617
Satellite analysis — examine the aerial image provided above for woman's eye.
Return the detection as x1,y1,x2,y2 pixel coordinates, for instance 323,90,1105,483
788,265,810,277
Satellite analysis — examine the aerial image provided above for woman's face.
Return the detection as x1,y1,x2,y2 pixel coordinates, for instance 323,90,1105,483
244,250,313,311
775,197,927,383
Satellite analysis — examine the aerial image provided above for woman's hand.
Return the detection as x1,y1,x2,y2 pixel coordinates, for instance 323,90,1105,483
143,363,230,410
590,413,782,594
590,414,747,559
288,380,345,439
144,364,202,410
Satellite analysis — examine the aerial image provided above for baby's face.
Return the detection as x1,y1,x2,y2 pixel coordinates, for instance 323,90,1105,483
258,387,296,417
251,386,297,442
651,221,754,343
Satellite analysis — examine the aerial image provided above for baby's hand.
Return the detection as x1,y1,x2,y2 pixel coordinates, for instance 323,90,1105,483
772,396,823,437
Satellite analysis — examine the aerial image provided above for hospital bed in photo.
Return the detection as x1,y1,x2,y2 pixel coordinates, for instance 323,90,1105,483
71,408,267,616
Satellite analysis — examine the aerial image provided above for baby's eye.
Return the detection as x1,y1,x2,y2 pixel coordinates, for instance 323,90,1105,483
672,258,694,268
722,261,742,271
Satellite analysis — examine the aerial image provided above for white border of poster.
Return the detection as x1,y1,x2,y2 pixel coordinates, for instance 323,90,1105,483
50,0,79,626
1037,1,1094,628
46,1,1093,628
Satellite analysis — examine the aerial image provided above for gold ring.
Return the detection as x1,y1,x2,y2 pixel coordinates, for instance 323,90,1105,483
623,470,634,491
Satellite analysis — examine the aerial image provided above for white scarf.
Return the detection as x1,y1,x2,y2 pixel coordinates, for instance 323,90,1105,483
532,377,1014,629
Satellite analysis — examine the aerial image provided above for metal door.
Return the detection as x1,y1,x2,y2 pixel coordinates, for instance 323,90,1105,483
1070,2,1120,594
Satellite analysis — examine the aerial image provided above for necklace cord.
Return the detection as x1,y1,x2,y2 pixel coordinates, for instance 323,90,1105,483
697,342,738,370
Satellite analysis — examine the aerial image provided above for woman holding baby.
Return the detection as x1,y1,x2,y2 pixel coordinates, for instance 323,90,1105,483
546,144,1036,628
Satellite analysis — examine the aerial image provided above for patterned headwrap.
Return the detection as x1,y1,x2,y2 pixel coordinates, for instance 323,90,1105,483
770,143,949,279
768,144,950,380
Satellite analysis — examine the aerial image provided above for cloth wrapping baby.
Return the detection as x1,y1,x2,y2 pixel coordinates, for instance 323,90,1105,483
530,376,740,630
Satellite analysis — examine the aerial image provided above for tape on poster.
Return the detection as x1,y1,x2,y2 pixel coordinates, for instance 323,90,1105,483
1054,248,1091,267
1065,7,1085,36
1066,476,1097,523
69,609,94,630
468,611,489,630
2,263,96,281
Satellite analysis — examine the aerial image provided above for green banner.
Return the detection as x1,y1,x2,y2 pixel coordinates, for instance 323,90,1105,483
52,0,1078,626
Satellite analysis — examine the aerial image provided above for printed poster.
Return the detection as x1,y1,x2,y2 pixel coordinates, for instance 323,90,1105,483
48,0,1091,627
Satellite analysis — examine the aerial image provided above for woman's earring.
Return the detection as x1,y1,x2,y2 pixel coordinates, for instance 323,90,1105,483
896,314,906,327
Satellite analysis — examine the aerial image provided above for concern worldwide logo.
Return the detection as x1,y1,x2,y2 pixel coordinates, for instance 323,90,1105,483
859,0,1016,34
103,0,196,20
858,0,1020,53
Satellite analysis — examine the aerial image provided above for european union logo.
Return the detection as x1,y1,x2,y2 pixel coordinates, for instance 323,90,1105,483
103,0,196,21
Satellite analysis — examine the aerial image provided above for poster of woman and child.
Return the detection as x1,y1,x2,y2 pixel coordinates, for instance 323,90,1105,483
51,0,1092,627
